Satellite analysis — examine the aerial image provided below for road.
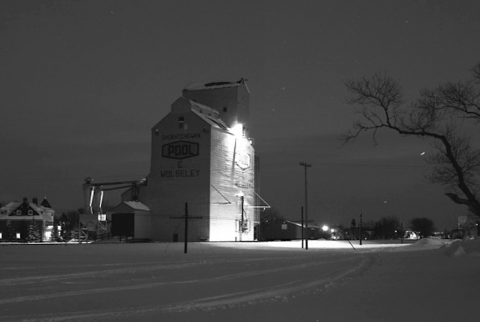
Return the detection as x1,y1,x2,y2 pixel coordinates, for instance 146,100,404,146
0,241,377,321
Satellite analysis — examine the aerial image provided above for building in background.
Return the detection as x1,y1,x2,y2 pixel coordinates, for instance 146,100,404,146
87,79,268,242
0,197,55,242
259,220,320,241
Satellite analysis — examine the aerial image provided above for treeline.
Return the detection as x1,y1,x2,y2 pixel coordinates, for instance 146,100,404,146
340,216,436,240
260,209,438,240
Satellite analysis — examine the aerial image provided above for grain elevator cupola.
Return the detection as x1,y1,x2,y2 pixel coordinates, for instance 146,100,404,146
182,78,250,138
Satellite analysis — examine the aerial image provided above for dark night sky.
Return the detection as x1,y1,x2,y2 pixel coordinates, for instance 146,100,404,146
1,0,479,229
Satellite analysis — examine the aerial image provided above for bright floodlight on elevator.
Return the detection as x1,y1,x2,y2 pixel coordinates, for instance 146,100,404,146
231,123,245,138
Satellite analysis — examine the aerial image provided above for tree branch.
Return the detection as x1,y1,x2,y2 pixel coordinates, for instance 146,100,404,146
344,67,480,217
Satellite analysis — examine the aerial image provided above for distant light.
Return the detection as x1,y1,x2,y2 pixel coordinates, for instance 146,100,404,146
322,225,329,232
420,152,426,156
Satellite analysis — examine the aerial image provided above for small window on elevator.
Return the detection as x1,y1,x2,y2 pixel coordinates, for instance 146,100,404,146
178,116,185,129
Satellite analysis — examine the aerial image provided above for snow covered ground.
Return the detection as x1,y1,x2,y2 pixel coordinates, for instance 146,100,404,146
0,238,479,322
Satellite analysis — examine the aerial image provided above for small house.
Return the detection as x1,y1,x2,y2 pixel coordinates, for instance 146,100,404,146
0,197,55,242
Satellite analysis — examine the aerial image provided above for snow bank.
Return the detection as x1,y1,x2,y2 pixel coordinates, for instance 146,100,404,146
441,238,480,257
412,237,448,247
404,237,480,257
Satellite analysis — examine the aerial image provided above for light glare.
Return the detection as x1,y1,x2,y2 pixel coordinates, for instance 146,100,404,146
231,123,244,138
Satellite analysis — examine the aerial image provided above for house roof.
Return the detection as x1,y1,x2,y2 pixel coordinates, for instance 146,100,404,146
1,201,44,215
41,198,51,208
0,199,54,219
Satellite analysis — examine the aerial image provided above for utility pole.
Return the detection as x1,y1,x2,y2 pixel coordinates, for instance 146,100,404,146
170,202,202,254
400,222,404,244
184,202,189,254
299,162,311,250
359,212,363,246
301,206,304,249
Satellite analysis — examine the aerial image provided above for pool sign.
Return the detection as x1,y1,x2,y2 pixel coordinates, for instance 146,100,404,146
235,151,251,170
162,141,199,159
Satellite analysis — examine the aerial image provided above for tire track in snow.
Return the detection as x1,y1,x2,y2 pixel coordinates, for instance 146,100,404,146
162,254,374,313
0,256,284,286
0,256,352,305
0,255,374,322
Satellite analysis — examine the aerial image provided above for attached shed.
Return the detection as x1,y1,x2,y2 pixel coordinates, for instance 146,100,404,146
110,201,151,239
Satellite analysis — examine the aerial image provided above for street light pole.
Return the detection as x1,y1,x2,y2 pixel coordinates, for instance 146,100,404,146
299,162,311,250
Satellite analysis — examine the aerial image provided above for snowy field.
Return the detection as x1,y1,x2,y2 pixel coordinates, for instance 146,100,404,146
1,239,479,322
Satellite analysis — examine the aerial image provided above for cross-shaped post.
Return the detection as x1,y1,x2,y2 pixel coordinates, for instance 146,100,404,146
170,202,202,253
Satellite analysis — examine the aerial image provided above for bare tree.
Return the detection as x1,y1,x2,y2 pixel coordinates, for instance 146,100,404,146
344,63,480,218
373,216,401,239
409,217,436,238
